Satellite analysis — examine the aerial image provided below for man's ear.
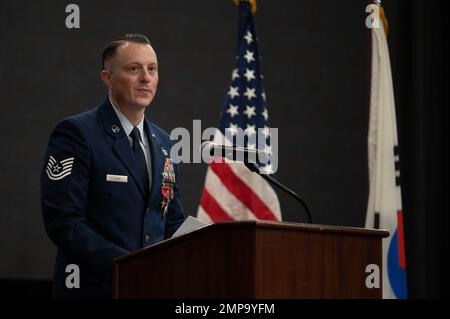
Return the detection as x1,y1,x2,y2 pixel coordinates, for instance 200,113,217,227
101,69,113,89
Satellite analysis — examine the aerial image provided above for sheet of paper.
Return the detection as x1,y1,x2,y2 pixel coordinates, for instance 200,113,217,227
172,215,207,238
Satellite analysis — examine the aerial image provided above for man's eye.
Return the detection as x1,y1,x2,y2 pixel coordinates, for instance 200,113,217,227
129,66,139,72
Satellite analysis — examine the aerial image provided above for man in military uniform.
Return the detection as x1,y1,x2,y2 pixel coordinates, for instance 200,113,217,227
41,33,185,298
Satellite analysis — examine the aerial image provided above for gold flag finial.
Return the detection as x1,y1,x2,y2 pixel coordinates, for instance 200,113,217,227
233,0,257,13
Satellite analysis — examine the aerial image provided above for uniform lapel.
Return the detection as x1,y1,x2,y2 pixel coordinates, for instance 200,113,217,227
99,99,146,198
144,120,165,209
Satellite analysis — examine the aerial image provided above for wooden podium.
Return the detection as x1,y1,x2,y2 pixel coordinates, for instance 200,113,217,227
112,221,388,299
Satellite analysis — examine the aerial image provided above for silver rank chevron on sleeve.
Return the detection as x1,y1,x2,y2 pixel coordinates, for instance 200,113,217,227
46,156,75,181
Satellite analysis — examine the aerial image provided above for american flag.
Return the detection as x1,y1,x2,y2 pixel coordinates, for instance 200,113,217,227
197,1,281,222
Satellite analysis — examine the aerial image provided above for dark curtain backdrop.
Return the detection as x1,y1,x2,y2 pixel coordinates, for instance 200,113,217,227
0,0,447,298
384,0,449,299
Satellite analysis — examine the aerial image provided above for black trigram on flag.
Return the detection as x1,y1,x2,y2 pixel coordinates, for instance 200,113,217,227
394,146,401,187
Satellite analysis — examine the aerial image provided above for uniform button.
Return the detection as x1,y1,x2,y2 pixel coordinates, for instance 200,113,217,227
146,208,150,214
144,234,150,243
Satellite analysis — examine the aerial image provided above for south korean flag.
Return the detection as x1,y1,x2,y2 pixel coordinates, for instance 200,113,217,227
46,156,74,181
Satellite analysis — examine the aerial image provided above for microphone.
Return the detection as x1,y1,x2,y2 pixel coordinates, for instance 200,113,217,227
201,141,267,163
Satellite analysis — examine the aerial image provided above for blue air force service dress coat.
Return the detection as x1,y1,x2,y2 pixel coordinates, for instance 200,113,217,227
41,98,185,298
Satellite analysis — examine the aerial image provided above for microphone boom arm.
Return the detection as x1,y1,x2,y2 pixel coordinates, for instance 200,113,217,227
244,161,313,224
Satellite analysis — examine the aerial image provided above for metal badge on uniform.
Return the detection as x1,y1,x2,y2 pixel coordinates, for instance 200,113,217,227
106,174,128,183
46,156,74,181
111,125,120,134
160,158,176,216
161,147,168,156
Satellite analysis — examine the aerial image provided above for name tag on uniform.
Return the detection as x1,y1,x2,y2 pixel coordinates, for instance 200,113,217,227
106,174,128,183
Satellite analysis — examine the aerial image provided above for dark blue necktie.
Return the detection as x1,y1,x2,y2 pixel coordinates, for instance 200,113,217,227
130,127,149,196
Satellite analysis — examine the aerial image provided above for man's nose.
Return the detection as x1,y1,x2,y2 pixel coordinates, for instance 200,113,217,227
140,69,151,82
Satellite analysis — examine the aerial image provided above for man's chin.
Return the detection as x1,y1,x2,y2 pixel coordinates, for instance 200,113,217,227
133,98,153,109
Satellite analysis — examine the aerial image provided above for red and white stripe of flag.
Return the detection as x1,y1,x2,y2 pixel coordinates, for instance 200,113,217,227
197,133,281,223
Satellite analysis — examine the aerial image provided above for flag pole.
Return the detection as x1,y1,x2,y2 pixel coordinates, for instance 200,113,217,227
233,0,257,13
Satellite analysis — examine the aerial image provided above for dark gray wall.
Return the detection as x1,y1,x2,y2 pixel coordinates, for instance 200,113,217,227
0,0,376,279
2,0,446,299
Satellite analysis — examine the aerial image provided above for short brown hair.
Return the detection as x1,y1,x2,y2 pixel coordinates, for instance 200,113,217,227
101,33,152,69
